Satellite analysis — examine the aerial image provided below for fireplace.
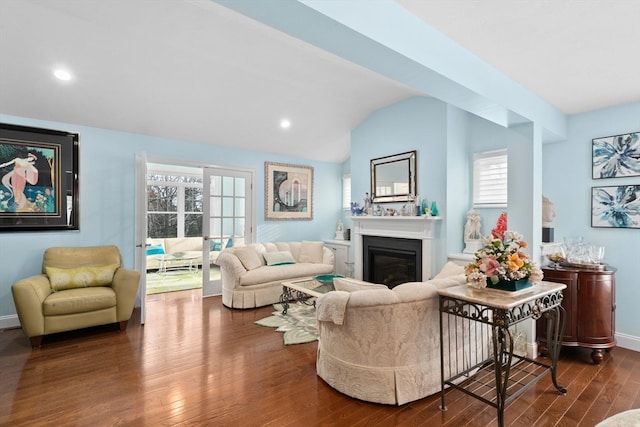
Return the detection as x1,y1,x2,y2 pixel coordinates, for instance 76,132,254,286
363,236,422,288
350,216,442,282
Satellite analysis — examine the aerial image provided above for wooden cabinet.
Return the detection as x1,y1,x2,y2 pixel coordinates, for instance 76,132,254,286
324,240,352,277
537,266,616,364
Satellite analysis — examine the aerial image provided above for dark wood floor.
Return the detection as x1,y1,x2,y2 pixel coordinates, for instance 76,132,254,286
1,289,639,426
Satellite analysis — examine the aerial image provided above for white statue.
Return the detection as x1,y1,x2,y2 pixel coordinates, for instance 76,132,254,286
542,196,556,228
464,209,482,241
463,209,483,254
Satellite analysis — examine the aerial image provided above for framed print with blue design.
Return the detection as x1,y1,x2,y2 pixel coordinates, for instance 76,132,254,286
264,161,313,220
592,132,640,179
0,123,79,231
591,185,640,228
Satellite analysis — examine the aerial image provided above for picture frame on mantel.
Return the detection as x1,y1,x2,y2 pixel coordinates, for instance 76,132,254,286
592,132,640,179
591,185,640,229
0,123,79,232
264,161,313,220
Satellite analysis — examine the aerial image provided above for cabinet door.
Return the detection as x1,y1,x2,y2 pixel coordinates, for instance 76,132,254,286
577,273,615,344
539,269,578,342
326,244,348,276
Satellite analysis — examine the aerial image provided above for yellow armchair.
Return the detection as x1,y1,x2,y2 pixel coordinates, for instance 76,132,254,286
11,245,140,348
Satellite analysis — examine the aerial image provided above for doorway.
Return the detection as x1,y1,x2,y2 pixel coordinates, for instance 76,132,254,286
135,156,255,323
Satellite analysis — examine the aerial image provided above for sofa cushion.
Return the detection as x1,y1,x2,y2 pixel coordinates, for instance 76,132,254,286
235,246,264,271
43,287,117,315
334,278,388,292
298,241,324,263
239,263,334,286
45,264,119,291
263,251,296,266
146,244,165,255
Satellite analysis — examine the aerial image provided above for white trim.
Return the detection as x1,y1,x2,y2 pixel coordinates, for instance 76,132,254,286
615,332,640,353
0,314,21,330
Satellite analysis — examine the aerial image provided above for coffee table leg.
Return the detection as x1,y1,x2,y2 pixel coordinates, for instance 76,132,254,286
279,286,292,314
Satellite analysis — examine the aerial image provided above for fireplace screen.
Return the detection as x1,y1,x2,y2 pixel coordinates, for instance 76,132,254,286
363,236,422,288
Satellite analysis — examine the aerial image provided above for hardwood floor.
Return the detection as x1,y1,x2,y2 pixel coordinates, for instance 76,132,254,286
1,289,639,426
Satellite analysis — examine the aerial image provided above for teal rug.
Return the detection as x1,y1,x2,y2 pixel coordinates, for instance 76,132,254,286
146,267,220,295
255,302,318,345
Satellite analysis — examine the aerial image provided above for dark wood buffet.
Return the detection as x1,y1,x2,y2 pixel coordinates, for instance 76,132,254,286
537,265,616,364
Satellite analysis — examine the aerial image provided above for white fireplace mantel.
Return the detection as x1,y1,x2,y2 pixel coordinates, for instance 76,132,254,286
350,216,442,281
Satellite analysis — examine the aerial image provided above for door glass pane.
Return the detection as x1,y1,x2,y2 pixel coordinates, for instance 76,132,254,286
222,176,234,196
234,197,245,217
210,218,221,236
222,218,233,236
222,197,234,216
211,196,222,216
234,218,245,236
235,177,245,197
211,176,222,196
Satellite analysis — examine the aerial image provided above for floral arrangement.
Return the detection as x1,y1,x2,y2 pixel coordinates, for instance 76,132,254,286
465,230,543,289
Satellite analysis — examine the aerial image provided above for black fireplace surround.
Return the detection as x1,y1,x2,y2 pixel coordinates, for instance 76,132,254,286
363,235,422,289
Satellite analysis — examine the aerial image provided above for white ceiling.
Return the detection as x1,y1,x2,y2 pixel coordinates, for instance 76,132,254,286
1,0,639,163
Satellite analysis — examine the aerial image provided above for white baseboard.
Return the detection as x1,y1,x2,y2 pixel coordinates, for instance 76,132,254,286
0,314,21,330
616,332,640,353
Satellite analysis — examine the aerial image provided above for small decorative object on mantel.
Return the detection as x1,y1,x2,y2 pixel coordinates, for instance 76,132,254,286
335,221,344,240
465,230,544,291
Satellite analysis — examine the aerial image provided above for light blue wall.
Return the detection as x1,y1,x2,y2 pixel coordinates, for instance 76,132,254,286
348,96,451,267
0,114,342,318
542,101,640,342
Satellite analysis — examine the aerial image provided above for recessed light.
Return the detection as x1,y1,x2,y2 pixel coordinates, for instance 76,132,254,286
54,69,72,81
280,119,291,129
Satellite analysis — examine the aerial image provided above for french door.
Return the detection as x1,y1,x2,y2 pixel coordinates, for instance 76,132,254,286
202,167,254,297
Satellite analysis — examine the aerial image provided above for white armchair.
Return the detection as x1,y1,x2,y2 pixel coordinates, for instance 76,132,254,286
315,264,485,405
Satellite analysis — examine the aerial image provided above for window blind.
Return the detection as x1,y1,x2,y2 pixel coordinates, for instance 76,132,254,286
473,150,507,207
342,174,351,210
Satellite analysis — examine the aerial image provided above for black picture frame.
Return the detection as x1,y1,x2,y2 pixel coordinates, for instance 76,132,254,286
592,132,640,179
591,185,640,229
0,123,79,231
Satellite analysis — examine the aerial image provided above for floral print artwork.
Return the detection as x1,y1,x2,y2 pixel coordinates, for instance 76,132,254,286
592,185,640,228
593,132,640,179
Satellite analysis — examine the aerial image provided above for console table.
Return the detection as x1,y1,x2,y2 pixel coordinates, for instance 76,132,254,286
538,265,616,364
438,282,567,427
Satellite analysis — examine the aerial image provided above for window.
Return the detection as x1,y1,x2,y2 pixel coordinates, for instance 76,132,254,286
147,173,203,238
342,174,351,210
473,149,507,208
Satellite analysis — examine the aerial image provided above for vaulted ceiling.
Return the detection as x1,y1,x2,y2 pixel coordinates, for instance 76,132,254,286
1,0,638,163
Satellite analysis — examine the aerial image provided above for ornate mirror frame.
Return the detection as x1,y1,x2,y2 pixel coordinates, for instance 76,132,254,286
370,150,417,203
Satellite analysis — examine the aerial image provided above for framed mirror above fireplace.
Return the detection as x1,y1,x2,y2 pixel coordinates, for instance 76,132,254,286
370,150,417,203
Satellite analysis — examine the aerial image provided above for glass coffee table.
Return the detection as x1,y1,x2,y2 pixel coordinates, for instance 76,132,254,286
155,253,201,274
279,276,341,314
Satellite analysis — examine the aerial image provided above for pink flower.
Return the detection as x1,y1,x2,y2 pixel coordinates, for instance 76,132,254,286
479,258,500,277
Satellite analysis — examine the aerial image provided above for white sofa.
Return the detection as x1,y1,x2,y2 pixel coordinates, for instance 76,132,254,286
217,241,335,309
315,262,488,405
146,237,234,271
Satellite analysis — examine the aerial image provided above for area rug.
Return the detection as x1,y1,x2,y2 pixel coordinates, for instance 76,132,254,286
255,302,318,345
146,268,220,295
595,409,640,427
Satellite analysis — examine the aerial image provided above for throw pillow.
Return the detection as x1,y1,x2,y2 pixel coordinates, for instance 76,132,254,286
434,261,465,279
146,244,165,256
226,238,234,248
46,264,119,292
334,278,388,292
263,251,296,266
235,246,264,271
298,241,324,263
210,240,222,251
